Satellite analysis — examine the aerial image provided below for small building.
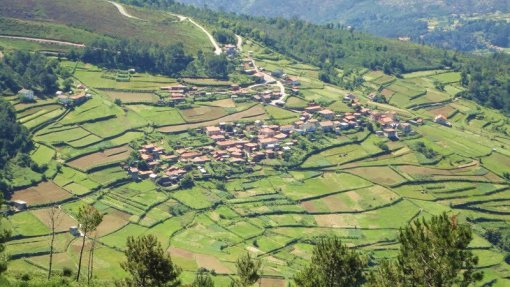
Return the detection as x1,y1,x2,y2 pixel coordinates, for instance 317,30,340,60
12,200,27,211
70,226,81,237
383,128,399,140
318,109,335,120
320,121,334,132
434,115,452,127
259,137,279,148
205,126,222,136
399,123,412,134
304,105,322,113
343,93,356,102
18,89,35,102
259,127,276,138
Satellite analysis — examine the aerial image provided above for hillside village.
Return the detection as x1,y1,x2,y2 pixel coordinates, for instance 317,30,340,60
3,1,510,286
125,76,428,186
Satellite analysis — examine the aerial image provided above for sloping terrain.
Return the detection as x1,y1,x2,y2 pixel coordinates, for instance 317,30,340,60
0,0,211,52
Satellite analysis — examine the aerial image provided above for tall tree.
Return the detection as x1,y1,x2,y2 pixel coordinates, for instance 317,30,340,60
192,270,214,287
87,232,98,285
369,213,483,287
117,234,181,287
294,236,366,287
0,99,32,169
47,205,62,279
75,205,103,282
230,252,261,287
0,196,10,275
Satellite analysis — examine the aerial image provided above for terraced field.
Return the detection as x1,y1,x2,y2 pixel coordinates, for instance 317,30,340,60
2,22,510,287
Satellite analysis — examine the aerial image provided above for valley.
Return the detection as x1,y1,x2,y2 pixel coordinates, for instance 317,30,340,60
0,0,509,286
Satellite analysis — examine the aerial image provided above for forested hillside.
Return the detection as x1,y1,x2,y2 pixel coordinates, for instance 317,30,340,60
175,0,510,52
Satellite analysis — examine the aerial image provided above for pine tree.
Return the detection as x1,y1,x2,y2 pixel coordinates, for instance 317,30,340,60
230,252,261,287
294,236,366,287
369,213,483,287
192,270,214,287
117,234,181,287
75,205,103,282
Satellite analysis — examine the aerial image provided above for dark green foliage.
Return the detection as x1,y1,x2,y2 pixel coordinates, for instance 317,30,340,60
459,53,510,115
192,270,214,287
0,99,32,168
213,29,236,44
204,54,230,79
484,228,510,253
117,234,181,287
0,197,9,276
179,174,194,188
76,39,193,77
294,236,366,287
0,51,59,95
230,253,261,287
369,213,483,287
411,141,437,159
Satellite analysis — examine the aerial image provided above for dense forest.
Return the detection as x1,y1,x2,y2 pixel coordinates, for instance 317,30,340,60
423,19,510,51
0,51,59,96
460,54,510,115
70,39,193,77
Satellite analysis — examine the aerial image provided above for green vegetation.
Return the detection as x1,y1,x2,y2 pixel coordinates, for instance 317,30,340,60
0,0,509,286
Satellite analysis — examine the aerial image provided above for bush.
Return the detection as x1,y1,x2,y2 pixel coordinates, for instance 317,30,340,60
62,267,73,277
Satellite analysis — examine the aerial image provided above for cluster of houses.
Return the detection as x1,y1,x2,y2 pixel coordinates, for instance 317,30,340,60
160,84,196,104
252,89,282,104
56,84,92,107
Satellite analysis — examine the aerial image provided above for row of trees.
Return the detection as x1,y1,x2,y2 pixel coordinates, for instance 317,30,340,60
68,39,232,80
100,212,482,287
0,204,486,286
69,39,193,77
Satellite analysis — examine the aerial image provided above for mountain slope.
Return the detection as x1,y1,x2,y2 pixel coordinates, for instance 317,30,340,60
0,0,212,52
176,0,510,51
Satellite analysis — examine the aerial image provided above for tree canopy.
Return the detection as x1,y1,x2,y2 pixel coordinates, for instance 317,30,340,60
0,51,59,96
294,236,366,287
118,234,181,287
0,99,32,169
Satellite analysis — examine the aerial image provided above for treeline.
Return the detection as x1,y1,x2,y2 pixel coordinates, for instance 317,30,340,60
69,39,193,77
0,51,59,96
423,19,510,51
1,212,486,286
68,38,232,79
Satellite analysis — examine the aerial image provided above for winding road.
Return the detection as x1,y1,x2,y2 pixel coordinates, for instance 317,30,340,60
235,35,243,51
109,1,222,55
108,1,142,20
0,35,85,48
250,57,287,105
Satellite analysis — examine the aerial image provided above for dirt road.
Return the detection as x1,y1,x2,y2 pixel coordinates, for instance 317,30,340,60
109,1,221,55
0,35,85,48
